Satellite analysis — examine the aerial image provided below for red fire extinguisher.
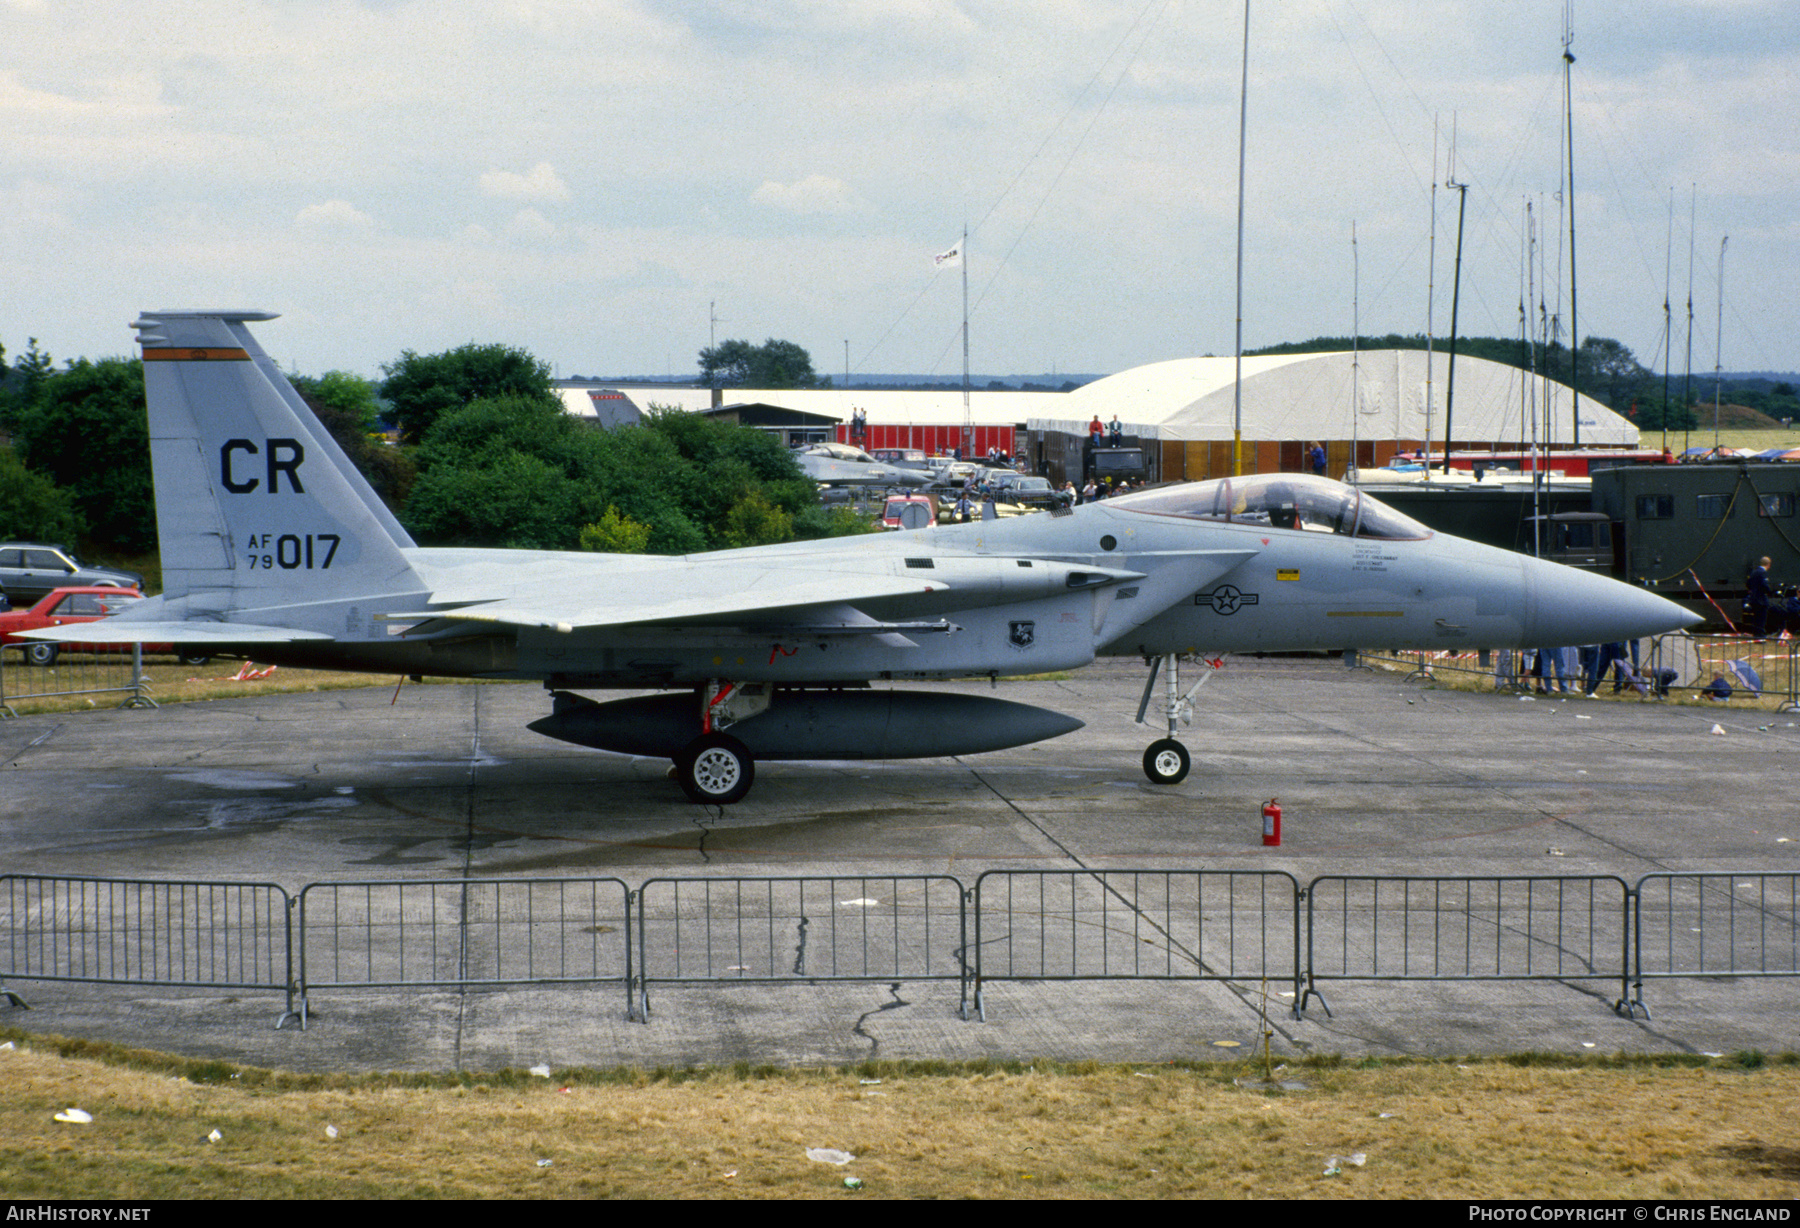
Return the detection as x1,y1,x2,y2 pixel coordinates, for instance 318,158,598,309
1262,797,1281,847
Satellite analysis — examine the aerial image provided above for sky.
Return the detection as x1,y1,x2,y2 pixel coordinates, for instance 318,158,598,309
5,0,1797,385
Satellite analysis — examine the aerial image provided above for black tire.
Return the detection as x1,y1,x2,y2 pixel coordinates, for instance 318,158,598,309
177,650,213,666
1143,738,1190,785
23,641,58,667
674,733,755,805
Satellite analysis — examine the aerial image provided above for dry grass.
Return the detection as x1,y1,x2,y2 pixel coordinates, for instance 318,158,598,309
2,1034,1797,1199
0,659,511,717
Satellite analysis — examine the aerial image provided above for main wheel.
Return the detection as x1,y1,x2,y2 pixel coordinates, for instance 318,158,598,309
675,733,755,805
1143,738,1190,785
177,650,213,666
23,642,59,667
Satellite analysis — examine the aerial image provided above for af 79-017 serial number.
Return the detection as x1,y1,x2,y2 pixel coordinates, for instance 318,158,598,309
243,532,340,570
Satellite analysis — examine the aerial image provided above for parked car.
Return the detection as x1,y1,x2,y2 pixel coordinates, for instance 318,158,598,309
878,494,939,531
0,543,142,607
990,473,1068,510
0,586,209,667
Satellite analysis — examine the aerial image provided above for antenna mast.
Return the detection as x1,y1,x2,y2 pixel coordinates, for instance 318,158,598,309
1563,1,1581,448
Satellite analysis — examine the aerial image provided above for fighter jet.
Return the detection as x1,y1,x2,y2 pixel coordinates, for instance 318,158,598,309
793,441,945,488
29,310,1699,804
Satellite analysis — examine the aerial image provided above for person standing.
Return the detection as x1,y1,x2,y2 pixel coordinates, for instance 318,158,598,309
1308,441,1326,476
1747,556,1773,638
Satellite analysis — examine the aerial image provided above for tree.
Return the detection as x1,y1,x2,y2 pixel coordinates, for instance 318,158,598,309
6,357,155,553
291,371,416,512
381,343,556,443
401,392,860,553
698,338,825,389
579,506,653,554
1247,332,1657,414
1574,337,1652,411
0,447,82,544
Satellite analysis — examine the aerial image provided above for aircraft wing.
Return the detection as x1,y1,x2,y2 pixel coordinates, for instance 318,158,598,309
405,565,952,633
405,552,1154,635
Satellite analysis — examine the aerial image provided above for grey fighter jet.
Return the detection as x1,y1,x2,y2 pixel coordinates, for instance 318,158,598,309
29,310,1699,804
794,441,945,488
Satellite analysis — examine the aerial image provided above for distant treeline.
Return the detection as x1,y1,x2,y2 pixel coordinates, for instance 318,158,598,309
1249,334,1799,429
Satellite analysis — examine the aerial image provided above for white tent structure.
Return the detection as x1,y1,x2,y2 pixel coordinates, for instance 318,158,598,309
1033,350,1637,447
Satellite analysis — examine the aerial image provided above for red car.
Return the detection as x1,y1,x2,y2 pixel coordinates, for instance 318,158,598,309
0,586,208,667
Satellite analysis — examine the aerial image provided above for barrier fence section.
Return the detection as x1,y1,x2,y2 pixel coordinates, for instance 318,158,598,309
0,875,293,1020
294,878,632,1028
970,870,1302,1020
1301,875,1632,1016
634,876,968,1022
0,644,155,717
1628,872,1800,1017
1358,633,1800,711
7,871,1800,1030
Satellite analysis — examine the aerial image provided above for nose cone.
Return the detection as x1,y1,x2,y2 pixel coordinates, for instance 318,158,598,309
1524,556,1702,645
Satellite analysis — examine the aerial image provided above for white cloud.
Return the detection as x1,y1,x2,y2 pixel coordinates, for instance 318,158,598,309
294,200,375,230
750,174,865,216
507,207,556,240
479,162,571,202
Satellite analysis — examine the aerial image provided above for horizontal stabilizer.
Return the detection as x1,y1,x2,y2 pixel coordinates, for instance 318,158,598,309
19,622,335,645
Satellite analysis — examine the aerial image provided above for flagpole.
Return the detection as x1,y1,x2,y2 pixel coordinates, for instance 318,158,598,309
1232,0,1250,475
961,223,972,460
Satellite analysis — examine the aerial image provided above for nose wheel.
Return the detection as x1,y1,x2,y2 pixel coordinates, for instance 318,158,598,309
1143,738,1191,784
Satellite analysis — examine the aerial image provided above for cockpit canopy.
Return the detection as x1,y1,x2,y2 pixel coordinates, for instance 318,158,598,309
1108,473,1432,540
803,442,875,462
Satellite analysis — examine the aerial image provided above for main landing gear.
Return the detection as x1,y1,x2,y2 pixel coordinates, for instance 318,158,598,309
1135,653,1218,785
672,681,769,805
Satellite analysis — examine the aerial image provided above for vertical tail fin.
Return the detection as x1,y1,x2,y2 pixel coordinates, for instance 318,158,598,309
134,310,428,626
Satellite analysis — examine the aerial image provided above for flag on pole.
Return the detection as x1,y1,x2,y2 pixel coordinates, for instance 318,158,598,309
934,242,962,268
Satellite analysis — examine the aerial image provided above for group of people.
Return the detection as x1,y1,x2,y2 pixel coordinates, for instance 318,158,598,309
1525,640,1677,699
1075,477,1132,504
1086,415,1125,448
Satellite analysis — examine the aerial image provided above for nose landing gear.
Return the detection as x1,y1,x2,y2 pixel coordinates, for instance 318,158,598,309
1136,653,1218,785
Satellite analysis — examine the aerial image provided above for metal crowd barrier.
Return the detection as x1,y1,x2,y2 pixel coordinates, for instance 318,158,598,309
2,870,1796,1031
1301,875,1632,1017
0,643,155,717
1359,633,1800,710
293,878,632,1028
1626,872,1800,1017
970,870,1301,1020
0,875,292,1019
634,875,968,1021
